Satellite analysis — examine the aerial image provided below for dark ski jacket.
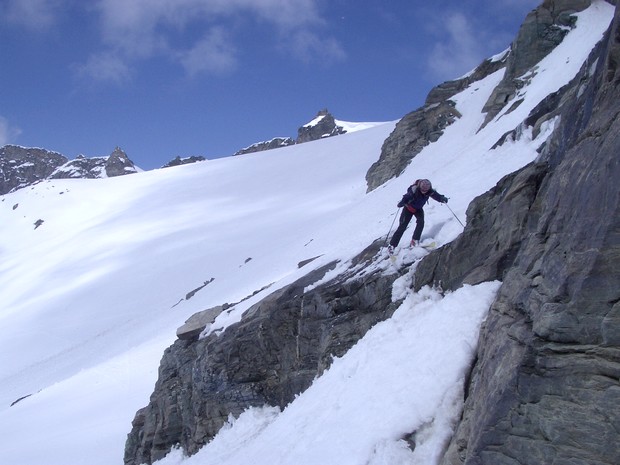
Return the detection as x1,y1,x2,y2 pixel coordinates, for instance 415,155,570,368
397,185,447,212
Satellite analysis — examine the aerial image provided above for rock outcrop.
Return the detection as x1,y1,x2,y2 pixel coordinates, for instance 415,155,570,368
410,4,620,463
124,247,401,464
161,155,206,168
234,137,295,156
364,50,512,192
0,145,139,194
481,0,592,127
437,5,620,463
232,109,346,157
50,147,139,179
365,100,462,192
296,109,346,144
0,145,68,194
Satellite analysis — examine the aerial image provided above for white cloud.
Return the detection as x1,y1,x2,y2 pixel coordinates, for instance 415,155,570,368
284,30,347,64
427,13,481,80
177,28,238,76
1,0,62,30
75,52,133,85
0,116,22,146
76,0,339,83
426,11,509,81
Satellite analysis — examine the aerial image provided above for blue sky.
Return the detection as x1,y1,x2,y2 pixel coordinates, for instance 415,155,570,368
0,0,539,170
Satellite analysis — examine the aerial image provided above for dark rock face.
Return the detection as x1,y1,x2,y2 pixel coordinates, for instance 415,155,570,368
103,147,139,177
434,7,620,464
1,145,139,193
365,101,462,192
296,109,346,144
234,137,295,156
481,0,592,127
124,243,401,464
50,147,138,179
230,109,347,157
364,52,512,192
413,161,548,292
0,145,68,194
161,155,206,168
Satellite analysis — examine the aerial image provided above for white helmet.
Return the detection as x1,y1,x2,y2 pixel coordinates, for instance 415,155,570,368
419,179,432,193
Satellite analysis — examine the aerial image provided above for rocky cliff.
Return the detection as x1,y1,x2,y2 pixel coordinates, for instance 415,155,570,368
125,251,401,463
436,4,620,463
124,1,619,464
0,145,67,194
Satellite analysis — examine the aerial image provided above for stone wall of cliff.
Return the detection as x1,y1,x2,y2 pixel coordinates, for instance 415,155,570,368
434,5,620,463
124,248,403,464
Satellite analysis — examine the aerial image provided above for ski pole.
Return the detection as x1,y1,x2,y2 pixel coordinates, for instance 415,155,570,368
444,203,465,228
384,208,399,246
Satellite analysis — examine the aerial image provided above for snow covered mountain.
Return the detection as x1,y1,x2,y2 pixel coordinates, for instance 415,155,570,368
0,2,618,465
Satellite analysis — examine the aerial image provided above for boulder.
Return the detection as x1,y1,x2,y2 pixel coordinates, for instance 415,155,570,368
176,306,225,340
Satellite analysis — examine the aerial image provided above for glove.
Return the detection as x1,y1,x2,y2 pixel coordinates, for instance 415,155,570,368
440,196,448,204
397,201,404,208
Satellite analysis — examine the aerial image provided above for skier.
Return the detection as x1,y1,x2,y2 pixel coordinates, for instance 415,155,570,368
388,179,448,253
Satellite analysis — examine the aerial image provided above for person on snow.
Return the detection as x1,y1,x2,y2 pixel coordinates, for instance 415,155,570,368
388,178,448,253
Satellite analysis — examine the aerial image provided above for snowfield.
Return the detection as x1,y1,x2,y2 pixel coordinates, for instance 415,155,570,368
0,3,614,464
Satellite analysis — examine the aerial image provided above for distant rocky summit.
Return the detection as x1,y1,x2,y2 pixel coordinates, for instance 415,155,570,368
234,137,295,156
161,155,206,168
295,108,347,143
0,145,139,195
0,145,67,195
233,109,347,156
50,147,139,179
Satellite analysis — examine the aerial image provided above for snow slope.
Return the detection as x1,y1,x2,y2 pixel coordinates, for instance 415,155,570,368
0,3,613,464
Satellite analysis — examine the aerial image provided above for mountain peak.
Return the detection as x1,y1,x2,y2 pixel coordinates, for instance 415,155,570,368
297,108,346,143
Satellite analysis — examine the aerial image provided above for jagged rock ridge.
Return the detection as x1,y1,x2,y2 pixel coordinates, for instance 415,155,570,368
234,137,295,156
296,108,347,143
365,0,595,192
50,147,139,179
233,109,347,156
0,145,139,194
0,145,67,195
161,155,206,168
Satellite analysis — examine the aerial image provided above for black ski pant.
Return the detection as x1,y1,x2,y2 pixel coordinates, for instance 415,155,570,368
389,207,424,247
